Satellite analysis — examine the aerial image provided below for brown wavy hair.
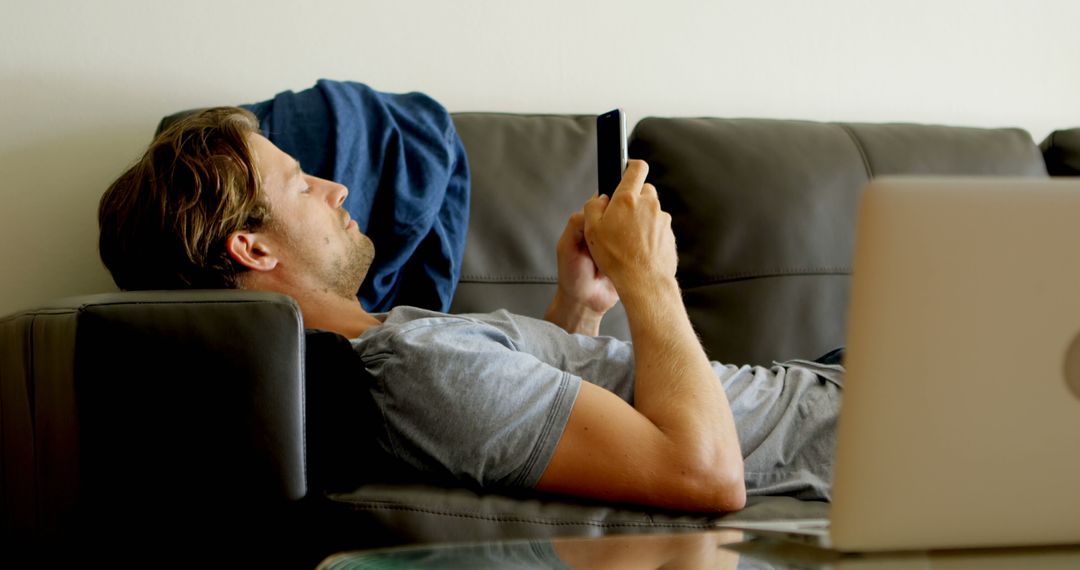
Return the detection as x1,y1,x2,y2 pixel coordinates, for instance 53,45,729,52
98,107,271,290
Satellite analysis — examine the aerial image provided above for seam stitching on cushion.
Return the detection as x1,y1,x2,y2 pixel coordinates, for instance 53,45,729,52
296,306,308,497
459,269,850,284
25,313,39,528
0,308,78,324
458,276,558,283
683,267,851,286
835,123,874,178
341,502,716,528
24,314,36,432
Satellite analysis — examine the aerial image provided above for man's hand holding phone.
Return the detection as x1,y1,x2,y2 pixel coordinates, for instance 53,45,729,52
584,160,678,299
545,110,677,335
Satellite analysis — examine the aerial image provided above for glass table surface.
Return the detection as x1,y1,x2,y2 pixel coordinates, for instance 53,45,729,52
316,529,1080,569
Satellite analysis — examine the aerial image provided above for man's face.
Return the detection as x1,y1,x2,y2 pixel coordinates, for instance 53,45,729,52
247,133,374,300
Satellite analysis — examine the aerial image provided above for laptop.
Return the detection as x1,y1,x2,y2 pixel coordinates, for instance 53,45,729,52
719,177,1080,552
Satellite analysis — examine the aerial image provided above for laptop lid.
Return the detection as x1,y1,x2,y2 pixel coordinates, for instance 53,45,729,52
829,177,1080,551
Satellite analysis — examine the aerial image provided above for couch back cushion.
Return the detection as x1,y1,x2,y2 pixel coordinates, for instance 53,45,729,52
630,118,1046,364
449,113,630,338
449,114,1046,364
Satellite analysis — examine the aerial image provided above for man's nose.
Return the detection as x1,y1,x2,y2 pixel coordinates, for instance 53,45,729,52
331,181,348,208
316,177,349,208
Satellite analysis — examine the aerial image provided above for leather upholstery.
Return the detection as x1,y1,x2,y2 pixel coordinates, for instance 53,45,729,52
0,291,306,551
449,113,631,339
326,116,1048,549
453,115,1046,364
1041,127,1080,176
0,113,1054,559
629,118,1045,364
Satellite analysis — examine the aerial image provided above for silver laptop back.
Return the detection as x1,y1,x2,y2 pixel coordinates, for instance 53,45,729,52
830,177,1080,551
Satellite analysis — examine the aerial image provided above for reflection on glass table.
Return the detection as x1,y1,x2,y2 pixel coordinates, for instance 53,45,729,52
318,529,1080,569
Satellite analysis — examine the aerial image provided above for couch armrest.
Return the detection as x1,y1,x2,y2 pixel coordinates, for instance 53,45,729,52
0,290,306,544
1041,127,1080,176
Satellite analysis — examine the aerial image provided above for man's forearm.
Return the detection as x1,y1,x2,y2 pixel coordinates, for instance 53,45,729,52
537,161,745,511
621,277,745,499
544,290,604,336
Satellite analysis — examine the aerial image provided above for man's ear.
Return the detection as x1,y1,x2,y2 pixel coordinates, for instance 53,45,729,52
226,230,279,272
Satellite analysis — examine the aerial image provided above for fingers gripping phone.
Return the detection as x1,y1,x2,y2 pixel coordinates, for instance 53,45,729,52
597,109,628,197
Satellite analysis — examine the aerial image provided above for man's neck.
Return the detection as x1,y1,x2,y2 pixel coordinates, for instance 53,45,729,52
299,293,382,339
240,273,381,338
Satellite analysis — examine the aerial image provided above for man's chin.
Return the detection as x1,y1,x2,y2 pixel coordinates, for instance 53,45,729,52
342,242,374,299
355,234,375,261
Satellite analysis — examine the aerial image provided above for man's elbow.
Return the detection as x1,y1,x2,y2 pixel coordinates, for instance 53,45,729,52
715,473,747,512
670,456,746,512
703,464,747,512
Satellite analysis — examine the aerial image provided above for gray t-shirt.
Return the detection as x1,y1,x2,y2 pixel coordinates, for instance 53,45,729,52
351,306,841,500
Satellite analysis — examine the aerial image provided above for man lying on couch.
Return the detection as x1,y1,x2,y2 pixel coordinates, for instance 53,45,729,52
97,107,842,512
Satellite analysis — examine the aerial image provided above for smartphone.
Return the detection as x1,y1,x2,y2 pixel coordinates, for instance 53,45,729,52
596,109,628,197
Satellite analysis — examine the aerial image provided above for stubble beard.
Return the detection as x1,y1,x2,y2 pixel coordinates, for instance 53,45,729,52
332,232,375,301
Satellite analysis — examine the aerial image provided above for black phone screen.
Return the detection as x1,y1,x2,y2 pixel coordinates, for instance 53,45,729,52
596,109,626,197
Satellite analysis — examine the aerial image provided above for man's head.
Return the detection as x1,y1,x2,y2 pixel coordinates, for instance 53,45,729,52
99,107,268,289
99,106,374,300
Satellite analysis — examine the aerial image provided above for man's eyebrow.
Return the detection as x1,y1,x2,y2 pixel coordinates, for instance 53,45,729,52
293,160,303,177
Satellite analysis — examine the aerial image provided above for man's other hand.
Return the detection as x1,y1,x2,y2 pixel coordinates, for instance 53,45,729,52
544,208,620,336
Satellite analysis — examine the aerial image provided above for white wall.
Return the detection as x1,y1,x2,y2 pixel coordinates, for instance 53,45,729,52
3,0,1078,316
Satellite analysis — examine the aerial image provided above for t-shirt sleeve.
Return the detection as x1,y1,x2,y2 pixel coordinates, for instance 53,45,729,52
360,318,581,489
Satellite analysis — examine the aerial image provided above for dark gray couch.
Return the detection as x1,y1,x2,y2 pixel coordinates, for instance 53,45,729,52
0,113,1060,563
